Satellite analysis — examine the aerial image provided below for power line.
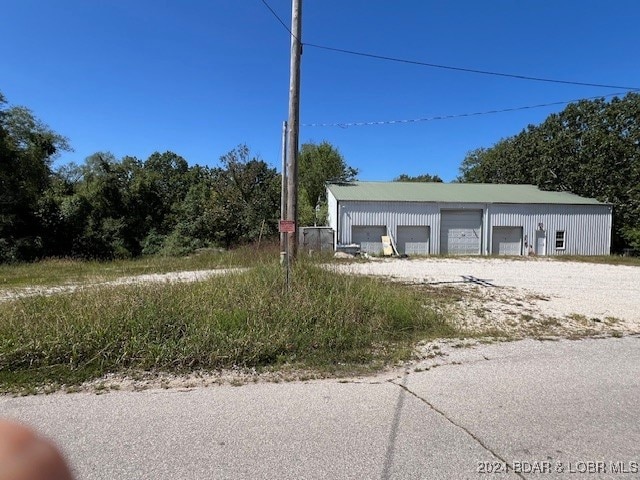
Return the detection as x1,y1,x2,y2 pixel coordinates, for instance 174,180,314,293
305,43,640,91
259,0,300,44
302,91,636,128
258,1,639,91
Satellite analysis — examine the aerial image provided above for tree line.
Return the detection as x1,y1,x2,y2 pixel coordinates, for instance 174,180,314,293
0,93,358,262
1,92,285,261
458,92,640,251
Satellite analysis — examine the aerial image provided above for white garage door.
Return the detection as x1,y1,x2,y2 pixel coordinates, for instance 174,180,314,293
440,210,482,255
492,226,523,256
352,226,386,255
397,226,430,255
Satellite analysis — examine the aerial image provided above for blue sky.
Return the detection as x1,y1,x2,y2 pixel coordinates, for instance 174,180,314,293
2,1,639,181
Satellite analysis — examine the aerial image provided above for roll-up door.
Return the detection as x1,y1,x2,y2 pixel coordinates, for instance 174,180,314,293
352,226,386,254
440,210,482,255
397,226,430,255
491,226,522,255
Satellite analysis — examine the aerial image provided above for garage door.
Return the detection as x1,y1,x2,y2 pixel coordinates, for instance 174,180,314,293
440,210,482,255
397,226,430,255
491,226,522,256
352,226,386,255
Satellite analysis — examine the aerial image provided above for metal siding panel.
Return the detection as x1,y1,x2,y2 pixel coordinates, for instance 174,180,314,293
339,201,439,247
300,227,334,252
327,191,338,250
327,191,338,232
339,201,611,256
489,204,612,256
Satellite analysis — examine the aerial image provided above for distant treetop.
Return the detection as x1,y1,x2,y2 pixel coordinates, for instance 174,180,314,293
393,173,443,183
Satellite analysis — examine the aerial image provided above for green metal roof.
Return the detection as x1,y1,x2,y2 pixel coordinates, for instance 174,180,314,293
327,182,607,205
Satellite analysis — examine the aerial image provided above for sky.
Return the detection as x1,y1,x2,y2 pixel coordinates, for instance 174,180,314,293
2,1,639,182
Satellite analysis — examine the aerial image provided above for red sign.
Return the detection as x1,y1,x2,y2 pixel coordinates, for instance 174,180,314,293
279,220,296,233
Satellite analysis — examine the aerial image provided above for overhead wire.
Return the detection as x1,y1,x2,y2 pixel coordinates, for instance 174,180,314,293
259,0,300,43
259,0,639,91
258,0,639,128
302,91,637,128
304,43,640,91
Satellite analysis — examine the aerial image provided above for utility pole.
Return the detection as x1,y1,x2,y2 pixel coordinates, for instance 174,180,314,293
280,120,288,258
286,0,302,260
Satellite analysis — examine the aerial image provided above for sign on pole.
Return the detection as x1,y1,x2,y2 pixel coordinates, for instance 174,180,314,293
279,220,296,233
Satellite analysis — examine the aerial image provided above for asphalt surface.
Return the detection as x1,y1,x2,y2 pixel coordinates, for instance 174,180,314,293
1,336,639,479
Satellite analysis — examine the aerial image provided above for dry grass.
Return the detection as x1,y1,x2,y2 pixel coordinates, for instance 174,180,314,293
0,243,279,289
0,259,457,393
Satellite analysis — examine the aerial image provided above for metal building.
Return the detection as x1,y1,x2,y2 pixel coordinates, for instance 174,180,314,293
326,182,612,256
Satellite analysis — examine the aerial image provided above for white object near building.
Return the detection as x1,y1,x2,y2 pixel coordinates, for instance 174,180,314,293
326,182,612,256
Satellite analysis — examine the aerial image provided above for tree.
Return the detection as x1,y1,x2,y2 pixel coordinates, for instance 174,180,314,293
299,141,358,209
206,145,280,247
298,141,357,226
394,173,443,183
457,93,640,250
59,152,133,258
140,151,191,235
0,92,70,261
58,150,210,258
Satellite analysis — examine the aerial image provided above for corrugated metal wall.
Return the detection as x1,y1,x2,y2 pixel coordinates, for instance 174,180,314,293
338,201,440,250
334,199,612,255
487,204,612,255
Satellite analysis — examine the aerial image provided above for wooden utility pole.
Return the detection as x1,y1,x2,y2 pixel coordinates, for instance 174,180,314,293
286,0,302,260
280,120,288,257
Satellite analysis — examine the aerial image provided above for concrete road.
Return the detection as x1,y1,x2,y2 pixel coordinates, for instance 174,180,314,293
1,336,639,479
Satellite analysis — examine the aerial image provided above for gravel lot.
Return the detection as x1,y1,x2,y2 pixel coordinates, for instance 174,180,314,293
332,257,640,337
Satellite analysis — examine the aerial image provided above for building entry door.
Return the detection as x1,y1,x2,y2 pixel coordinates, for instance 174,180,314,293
535,230,547,256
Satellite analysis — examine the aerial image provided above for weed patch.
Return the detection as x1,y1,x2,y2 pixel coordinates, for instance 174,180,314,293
0,261,456,393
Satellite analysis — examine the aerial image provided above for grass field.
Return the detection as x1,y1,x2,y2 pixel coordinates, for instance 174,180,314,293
0,255,456,393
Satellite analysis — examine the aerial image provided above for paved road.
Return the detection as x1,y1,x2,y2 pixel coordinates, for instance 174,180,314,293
1,336,639,479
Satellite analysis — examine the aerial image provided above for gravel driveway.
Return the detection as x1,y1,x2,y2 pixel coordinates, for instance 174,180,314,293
332,258,640,337
0,268,247,303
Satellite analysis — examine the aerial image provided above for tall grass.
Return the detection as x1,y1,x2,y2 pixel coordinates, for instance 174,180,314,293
0,260,455,392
